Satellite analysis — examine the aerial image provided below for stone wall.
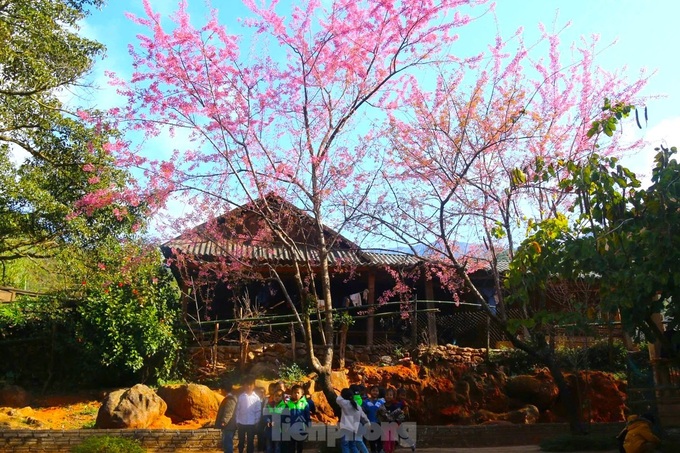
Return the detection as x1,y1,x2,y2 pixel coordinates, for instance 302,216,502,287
191,342,488,372
0,423,625,452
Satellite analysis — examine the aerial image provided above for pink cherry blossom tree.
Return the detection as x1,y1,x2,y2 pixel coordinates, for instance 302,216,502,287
355,23,648,431
99,0,648,425
103,0,489,403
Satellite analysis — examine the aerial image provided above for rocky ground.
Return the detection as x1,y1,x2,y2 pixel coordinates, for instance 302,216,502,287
0,362,627,430
0,390,210,430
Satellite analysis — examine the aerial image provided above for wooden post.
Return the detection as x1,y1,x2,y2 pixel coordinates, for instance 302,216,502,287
290,322,296,362
180,283,190,321
212,323,219,372
411,297,418,346
339,324,349,369
426,279,437,346
367,272,376,348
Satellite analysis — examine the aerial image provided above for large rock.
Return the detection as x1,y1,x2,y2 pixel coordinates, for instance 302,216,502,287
157,383,223,422
0,385,30,408
95,384,167,428
304,370,349,424
248,361,281,379
474,405,540,424
505,374,559,410
557,371,627,423
583,371,626,422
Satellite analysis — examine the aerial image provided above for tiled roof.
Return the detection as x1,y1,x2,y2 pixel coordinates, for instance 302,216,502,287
160,196,504,271
161,237,421,268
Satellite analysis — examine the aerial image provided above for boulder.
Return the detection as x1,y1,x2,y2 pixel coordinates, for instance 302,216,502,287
505,374,558,410
249,361,281,379
95,384,167,429
304,370,350,424
583,371,626,422
157,383,223,421
473,404,540,424
0,385,30,408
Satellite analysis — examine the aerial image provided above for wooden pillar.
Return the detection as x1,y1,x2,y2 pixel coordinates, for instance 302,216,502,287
426,279,437,346
180,282,190,321
411,297,419,346
367,272,376,348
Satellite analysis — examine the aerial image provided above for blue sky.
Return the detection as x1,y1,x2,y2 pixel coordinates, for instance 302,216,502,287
79,0,680,181
72,0,680,240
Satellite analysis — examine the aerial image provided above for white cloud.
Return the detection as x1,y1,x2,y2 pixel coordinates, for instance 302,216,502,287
620,116,680,187
644,116,680,151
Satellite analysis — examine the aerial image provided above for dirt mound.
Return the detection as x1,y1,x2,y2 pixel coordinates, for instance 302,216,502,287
0,366,627,429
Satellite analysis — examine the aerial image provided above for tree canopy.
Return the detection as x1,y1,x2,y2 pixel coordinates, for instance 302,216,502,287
0,0,143,270
510,144,680,358
96,0,651,422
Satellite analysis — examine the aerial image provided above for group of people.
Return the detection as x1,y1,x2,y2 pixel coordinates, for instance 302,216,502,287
214,377,314,453
214,377,415,453
337,384,415,453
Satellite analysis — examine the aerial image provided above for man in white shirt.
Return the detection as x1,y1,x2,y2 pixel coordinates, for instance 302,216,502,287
236,376,262,453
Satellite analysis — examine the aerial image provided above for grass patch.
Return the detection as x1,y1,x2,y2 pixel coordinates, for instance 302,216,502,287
540,433,617,452
79,406,99,416
71,435,145,453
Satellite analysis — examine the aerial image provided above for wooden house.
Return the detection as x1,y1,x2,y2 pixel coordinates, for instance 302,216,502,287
160,195,499,347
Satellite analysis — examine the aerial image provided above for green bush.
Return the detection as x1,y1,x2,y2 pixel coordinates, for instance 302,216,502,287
489,340,629,376
539,433,617,451
71,436,145,453
488,347,540,375
585,339,628,372
0,250,187,389
278,363,308,384
76,265,185,386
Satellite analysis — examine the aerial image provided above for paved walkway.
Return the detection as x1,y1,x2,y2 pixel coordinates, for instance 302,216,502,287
412,448,618,453
181,445,620,452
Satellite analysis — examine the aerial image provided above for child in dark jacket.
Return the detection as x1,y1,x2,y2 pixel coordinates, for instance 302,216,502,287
215,383,238,453
377,388,405,453
395,387,415,452
262,389,286,453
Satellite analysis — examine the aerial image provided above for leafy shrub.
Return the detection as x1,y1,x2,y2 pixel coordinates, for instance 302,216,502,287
489,340,628,376
71,435,145,453
539,433,617,451
278,363,307,384
76,264,185,386
0,247,187,389
488,347,540,375
585,339,628,372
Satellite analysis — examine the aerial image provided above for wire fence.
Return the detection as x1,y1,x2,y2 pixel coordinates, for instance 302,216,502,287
186,300,527,349
187,299,629,351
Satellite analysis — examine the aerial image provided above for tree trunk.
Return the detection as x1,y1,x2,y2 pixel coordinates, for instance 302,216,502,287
239,335,249,372
316,368,341,417
338,324,349,369
546,356,588,435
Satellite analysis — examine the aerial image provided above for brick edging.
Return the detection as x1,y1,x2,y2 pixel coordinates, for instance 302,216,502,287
0,423,625,452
